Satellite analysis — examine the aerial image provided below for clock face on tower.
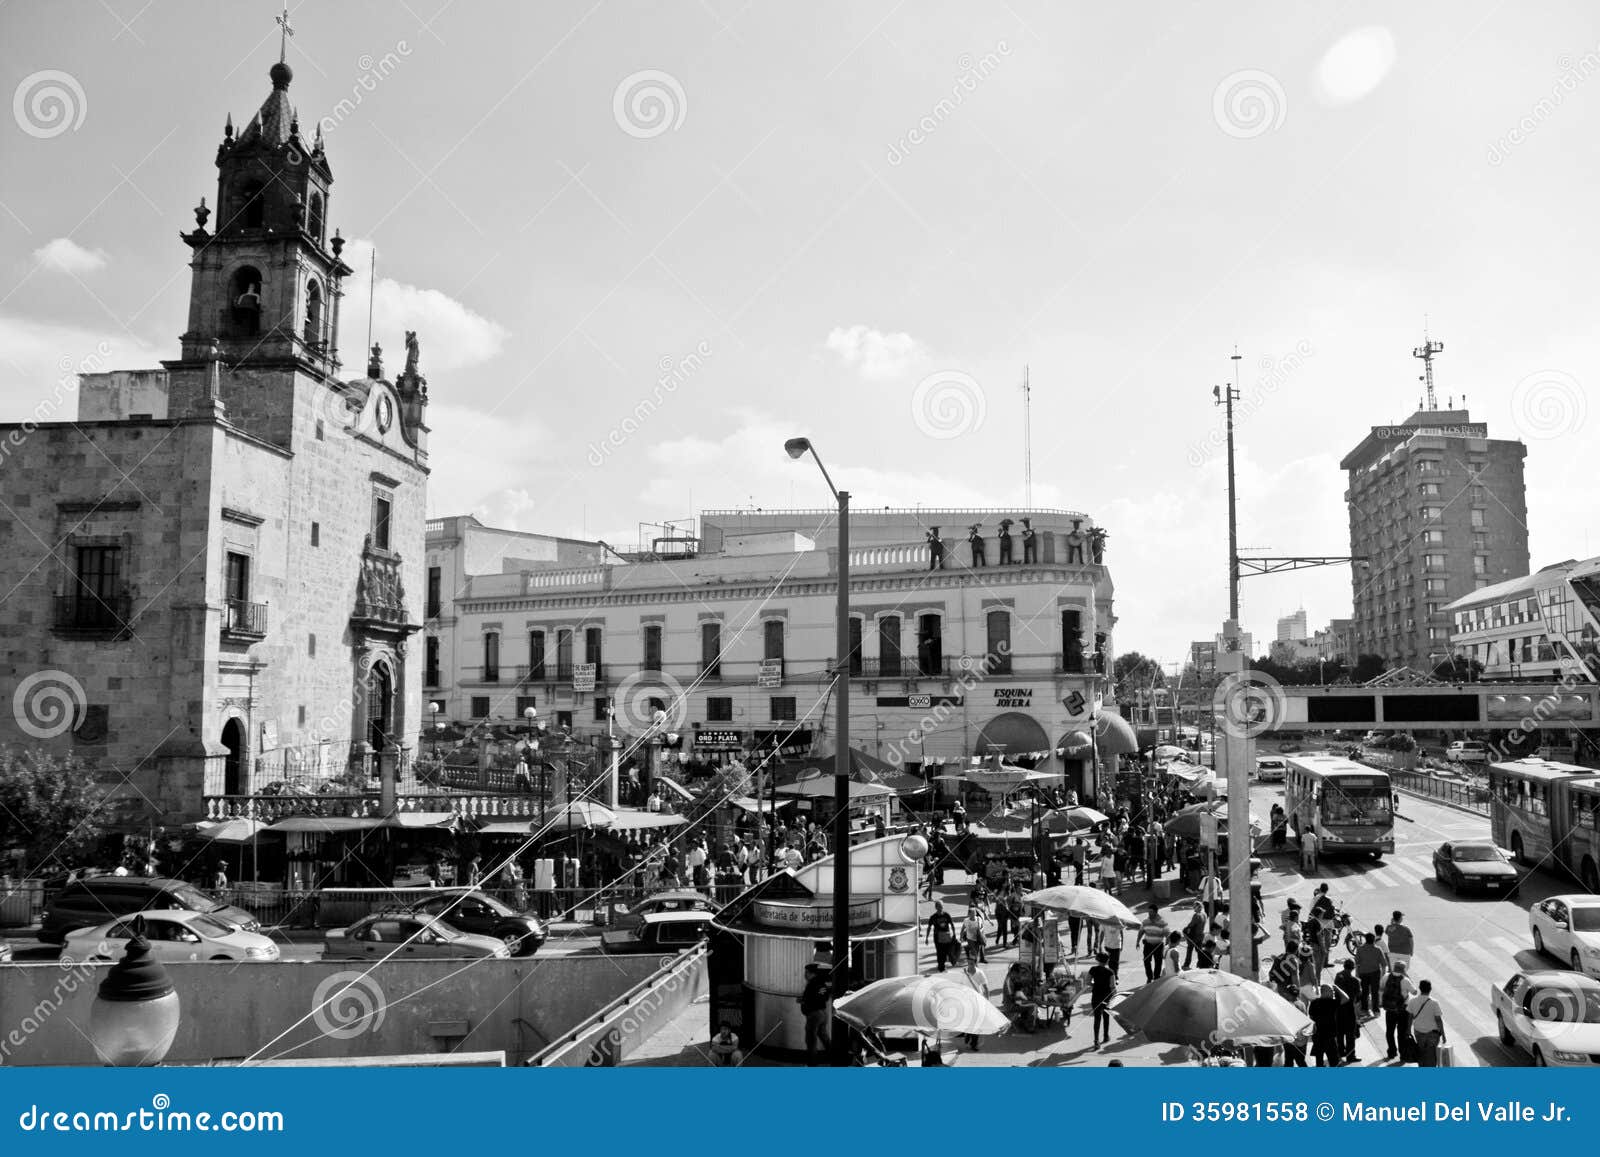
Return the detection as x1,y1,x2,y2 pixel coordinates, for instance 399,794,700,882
375,393,394,433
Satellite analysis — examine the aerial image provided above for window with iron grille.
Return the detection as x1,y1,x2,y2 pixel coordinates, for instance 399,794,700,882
707,697,733,722
770,696,796,721
643,624,663,672
701,621,722,678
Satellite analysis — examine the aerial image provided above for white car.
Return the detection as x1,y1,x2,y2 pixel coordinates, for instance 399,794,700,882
1490,970,1600,1066
1530,895,1600,977
1447,740,1489,764
1254,758,1286,783
60,910,281,965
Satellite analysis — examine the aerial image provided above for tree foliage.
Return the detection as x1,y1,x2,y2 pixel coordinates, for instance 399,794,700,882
0,747,108,871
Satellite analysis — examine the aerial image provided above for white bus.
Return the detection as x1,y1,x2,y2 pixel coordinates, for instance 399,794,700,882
1284,754,1395,859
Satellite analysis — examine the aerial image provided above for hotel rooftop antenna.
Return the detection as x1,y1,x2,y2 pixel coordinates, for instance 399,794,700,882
365,247,376,359
1021,365,1033,507
1413,324,1444,411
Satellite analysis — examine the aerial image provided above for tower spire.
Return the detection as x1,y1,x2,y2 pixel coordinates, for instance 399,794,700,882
1412,323,1444,412
276,5,295,64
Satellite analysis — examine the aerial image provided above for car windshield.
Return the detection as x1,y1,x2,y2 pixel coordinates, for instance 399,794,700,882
1453,846,1503,862
189,914,237,937
1530,988,1600,1024
1321,784,1391,824
1571,907,1600,933
169,886,218,911
471,893,515,916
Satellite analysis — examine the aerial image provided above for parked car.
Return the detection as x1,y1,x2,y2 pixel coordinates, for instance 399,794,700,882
323,912,510,961
408,891,545,956
1446,740,1490,764
610,889,718,931
1254,757,1287,783
1530,895,1600,977
0,939,12,964
600,910,713,955
1490,970,1600,1066
1432,840,1519,895
40,877,260,945
60,910,280,964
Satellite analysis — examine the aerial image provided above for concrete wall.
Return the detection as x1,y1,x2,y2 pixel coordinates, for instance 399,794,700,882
0,954,663,1067
78,370,171,420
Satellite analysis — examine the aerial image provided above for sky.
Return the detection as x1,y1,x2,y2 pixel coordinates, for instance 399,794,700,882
3,0,1599,668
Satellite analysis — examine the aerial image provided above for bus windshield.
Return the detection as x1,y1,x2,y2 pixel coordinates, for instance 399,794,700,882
1320,781,1392,825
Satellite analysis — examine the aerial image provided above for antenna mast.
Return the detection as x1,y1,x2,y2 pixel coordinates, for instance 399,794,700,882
1022,365,1033,507
1413,324,1444,411
365,247,377,356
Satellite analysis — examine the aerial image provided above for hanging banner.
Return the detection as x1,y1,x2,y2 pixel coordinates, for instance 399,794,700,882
571,663,597,693
757,659,784,689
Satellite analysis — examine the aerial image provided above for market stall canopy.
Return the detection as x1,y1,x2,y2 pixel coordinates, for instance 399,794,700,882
1022,885,1141,926
547,801,617,829
934,766,1058,794
1153,745,1188,760
834,974,1010,1036
1041,806,1110,834
388,812,459,830
973,711,1051,759
776,749,929,793
1161,761,1211,783
774,777,897,800
475,820,536,836
609,811,687,831
261,816,389,833
193,818,269,843
1112,970,1311,1047
1093,712,1140,756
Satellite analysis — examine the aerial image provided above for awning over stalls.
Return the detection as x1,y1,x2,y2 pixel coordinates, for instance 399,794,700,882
777,749,930,794
712,915,915,941
1058,730,1094,757
609,811,687,831
261,816,389,833
728,796,765,813
475,820,535,836
935,766,1060,794
973,711,1051,759
1094,712,1141,756
774,777,898,800
193,818,270,842
388,812,460,830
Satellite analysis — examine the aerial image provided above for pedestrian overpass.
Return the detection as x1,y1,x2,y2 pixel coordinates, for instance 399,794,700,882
1265,681,1597,731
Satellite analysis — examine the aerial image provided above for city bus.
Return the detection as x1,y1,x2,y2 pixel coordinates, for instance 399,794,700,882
1284,755,1395,859
1485,758,1600,892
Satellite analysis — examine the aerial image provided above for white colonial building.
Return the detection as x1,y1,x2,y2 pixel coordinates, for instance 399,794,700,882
424,508,1118,797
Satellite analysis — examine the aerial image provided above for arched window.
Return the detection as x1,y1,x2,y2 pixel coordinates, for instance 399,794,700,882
366,659,394,750
307,192,325,242
230,266,263,336
303,279,323,346
237,180,267,230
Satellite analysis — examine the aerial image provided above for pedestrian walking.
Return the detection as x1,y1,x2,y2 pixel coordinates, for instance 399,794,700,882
1300,827,1320,873
926,901,958,971
1385,912,1414,971
1334,959,1362,1062
1100,916,1125,974
961,908,988,964
1308,984,1343,1066
1407,980,1447,1067
1181,906,1207,968
1140,906,1170,982
1355,933,1388,1019
958,957,990,1050
1197,869,1222,921
1088,952,1117,1047
1163,930,1184,978
798,965,832,1065
1098,844,1118,893
1381,961,1417,1061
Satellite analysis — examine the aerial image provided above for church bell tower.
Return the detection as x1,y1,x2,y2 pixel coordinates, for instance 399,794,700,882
175,56,351,382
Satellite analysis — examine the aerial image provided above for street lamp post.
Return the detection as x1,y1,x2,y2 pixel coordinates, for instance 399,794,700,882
429,701,442,762
785,436,852,1066
88,916,180,1066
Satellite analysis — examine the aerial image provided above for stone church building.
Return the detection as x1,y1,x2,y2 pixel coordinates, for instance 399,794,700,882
0,57,430,826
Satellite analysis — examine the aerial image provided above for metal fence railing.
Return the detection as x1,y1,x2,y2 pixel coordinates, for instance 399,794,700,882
1392,769,1489,815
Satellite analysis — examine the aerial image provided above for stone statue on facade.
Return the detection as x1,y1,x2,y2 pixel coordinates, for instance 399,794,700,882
403,330,421,378
967,523,986,567
1020,516,1037,564
1065,518,1087,565
1089,526,1108,563
926,526,945,571
997,518,1014,565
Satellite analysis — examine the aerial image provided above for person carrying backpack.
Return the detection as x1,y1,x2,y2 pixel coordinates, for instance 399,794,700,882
1380,961,1417,1061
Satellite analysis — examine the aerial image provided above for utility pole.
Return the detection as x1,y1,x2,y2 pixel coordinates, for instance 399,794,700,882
1214,350,1255,978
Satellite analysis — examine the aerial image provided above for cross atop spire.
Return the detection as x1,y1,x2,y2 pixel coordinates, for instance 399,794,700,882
276,4,295,63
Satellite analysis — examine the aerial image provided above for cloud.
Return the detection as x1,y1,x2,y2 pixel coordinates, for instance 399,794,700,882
825,324,923,380
33,238,108,275
0,314,165,421
338,240,507,374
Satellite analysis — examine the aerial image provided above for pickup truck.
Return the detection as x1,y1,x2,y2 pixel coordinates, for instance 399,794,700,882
599,910,713,955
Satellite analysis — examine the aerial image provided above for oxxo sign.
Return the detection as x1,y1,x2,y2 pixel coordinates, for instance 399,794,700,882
992,687,1034,709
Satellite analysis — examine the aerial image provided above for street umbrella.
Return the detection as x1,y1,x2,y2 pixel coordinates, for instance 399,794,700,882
1021,885,1141,927
1153,745,1187,760
833,974,1010,1037
1111,969,1311,1047
1041,806,1110,834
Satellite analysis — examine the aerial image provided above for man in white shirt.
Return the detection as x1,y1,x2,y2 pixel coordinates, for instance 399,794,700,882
1406,979,1447,1067
1100,918,1125,973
